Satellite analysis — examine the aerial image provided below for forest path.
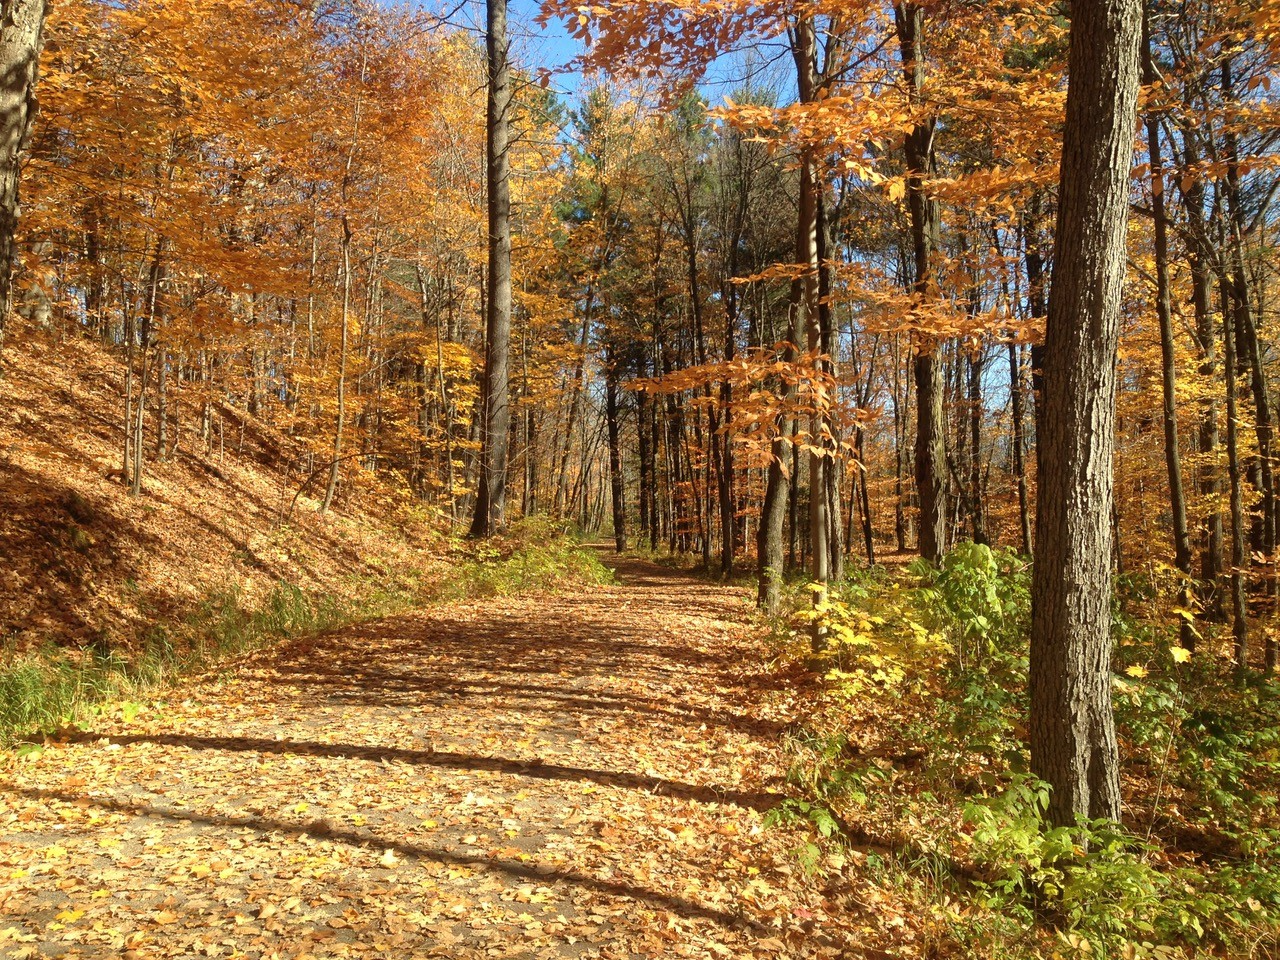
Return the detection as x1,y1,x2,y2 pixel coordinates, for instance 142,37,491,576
0,552,866,959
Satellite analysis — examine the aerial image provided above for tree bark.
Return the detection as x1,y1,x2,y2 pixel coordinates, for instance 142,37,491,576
0,0,45,365
320,216,352,513
605,351,626,552
1143,12,1195,649
469,0,513,537
1008,341,1032,553
1222,274,1250,678
895,2,946,563
792,16,828,648
1179,157,1224,619
1030,0,1141,828
757,319,797,610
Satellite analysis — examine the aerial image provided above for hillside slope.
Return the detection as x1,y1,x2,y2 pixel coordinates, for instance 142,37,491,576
0,323,442,656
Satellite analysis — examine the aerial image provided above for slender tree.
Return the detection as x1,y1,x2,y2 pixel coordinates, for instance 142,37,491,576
895,1,947,564
470,0,514,537
1142,7,1195,648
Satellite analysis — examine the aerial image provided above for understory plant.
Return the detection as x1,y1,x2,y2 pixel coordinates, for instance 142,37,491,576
768,542,1280,958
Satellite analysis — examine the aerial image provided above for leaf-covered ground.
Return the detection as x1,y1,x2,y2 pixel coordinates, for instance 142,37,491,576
0,555,884,959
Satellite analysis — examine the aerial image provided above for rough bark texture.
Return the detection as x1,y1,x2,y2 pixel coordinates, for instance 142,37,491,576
469,0,513,537
895,2,946,564
0,0,46,363
1030,0,1141,827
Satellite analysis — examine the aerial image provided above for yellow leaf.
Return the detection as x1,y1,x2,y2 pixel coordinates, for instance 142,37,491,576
1170,646,1192,663
1125,665,1148,678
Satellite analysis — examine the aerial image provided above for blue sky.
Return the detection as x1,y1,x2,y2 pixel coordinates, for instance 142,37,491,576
405,0,795,107
509,0,582,89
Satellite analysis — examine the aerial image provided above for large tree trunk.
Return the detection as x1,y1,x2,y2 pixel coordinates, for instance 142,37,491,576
1030,0,1141,828
895,2,946,563
469,0,513,537
0,0,45,365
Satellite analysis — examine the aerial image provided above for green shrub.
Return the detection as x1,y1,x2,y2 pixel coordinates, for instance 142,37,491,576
766,541,1280,958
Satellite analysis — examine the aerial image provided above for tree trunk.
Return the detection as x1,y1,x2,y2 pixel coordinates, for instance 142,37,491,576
320,54,367,515
1180,161,1224,619
605,354,626,552
1143,12,1195,649
0,0,45,365
895,2,946,563
320,217,352,514
757,335,796,611
783,16,829,646
1030,0,1141,828
967,348,987,544
1222,275,1250,678
893,337,908,551
469,0,514,537
1008,341,1032,553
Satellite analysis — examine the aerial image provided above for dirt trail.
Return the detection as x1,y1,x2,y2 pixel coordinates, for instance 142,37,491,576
0,553,866,959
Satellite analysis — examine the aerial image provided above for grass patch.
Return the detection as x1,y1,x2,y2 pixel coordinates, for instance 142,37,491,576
435,517,615,600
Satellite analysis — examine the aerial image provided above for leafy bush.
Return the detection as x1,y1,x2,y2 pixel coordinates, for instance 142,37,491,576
916,543,1030,670
766,541,1280,958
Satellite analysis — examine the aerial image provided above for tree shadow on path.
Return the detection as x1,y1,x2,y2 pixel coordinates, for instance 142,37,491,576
48,730,783,813
7,784,767,935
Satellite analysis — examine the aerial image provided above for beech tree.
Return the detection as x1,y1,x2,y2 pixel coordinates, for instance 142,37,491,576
1029,0,1143,826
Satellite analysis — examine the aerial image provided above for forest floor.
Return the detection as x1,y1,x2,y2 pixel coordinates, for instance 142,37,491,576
0,552,887,960
0,324,446,658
